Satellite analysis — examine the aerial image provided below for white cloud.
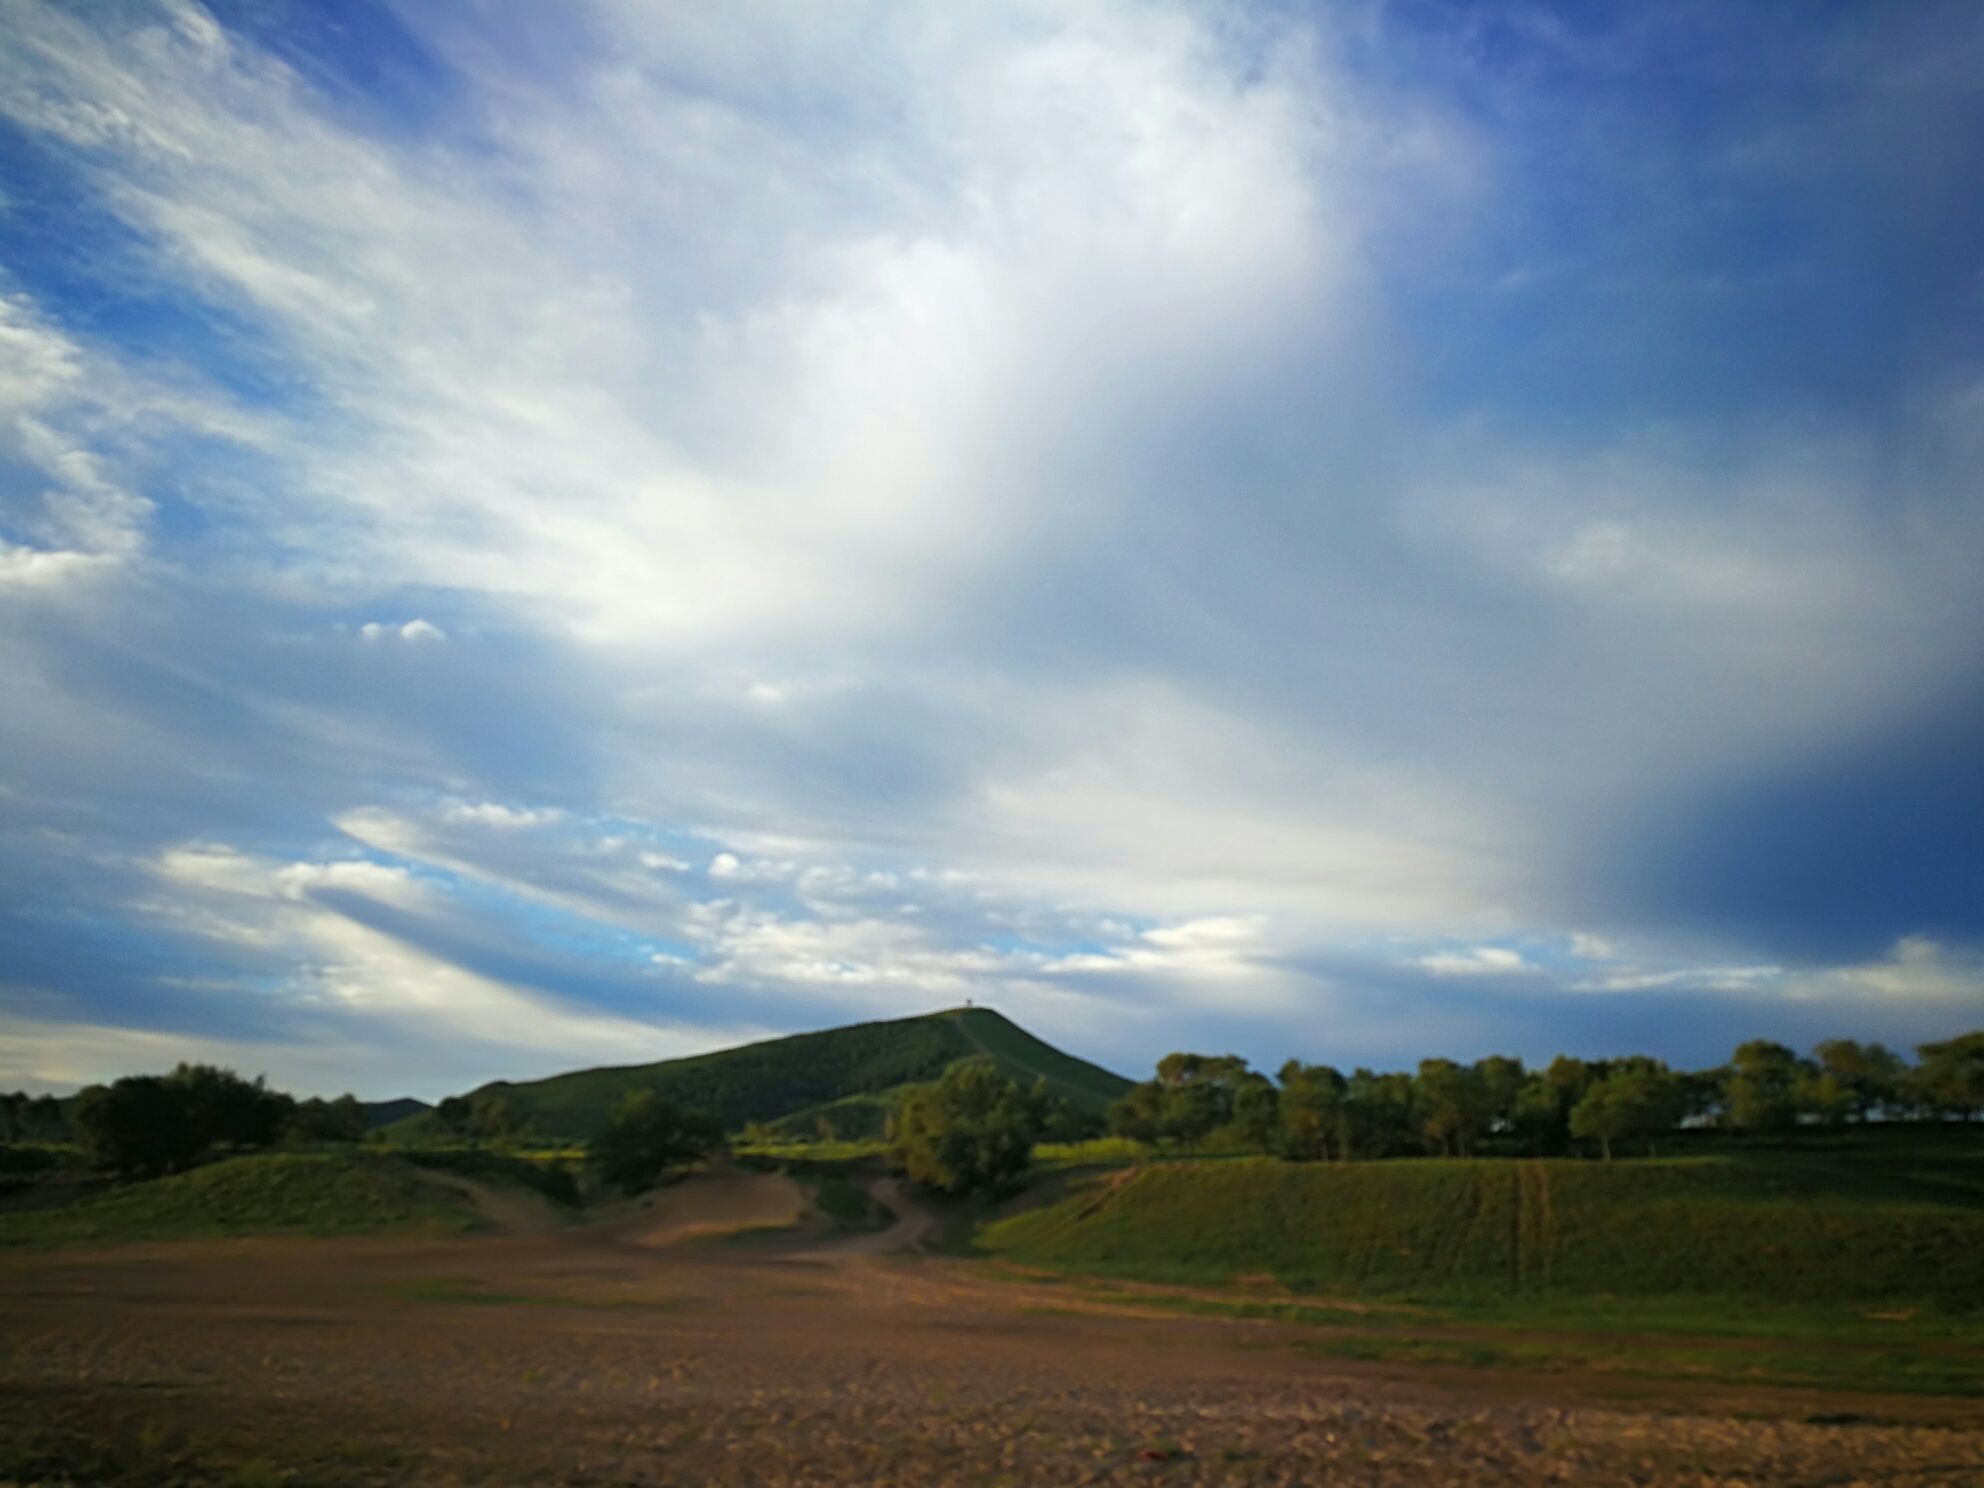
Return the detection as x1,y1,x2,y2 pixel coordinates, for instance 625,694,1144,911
1573,963,1781,994
0,0,1415,647
439,800,562,829
0,1,1978,1089
1804,936,1983,1003
142,837,719,1062
359,619,446,643
1417,945,1529,977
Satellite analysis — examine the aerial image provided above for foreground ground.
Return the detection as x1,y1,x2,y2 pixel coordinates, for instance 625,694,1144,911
4,1174,1983,1487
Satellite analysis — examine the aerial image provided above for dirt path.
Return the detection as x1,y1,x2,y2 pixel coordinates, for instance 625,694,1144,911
818,1174,937,1255
413,1168,571,1238
605,1166,808,1248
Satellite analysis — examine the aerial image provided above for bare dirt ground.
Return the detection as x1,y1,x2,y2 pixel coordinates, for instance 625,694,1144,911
3,1179,1982,1486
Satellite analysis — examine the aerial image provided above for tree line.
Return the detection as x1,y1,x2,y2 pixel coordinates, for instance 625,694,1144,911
9,1066,373,1178
1105,1032,1984,1163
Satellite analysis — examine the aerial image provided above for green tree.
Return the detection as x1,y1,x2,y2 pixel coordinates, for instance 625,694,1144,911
1793,1066,1853,1127
1031,1078,1104,1143
1677,1067,1725,1126
1473,1055,1527,1137
1275,1061,1346,1161
1105,1080,1167,1144
1511,1073,1566,1154
1342,1069,1416,1159
588,1090,720,1195
1913,1031,1984,1118
287,1094,367,1144
468,1092,520,1146
1109,1054,1264,1149
1414,1058,1485,1156
1229,1071,1280,1151
1570,1061,1686,1160
72,1066,293,1177
1512,1056,1612,1155
28,1094,64,1141
893,1060,1045,1195
1723,1040,1801,1133
167,1063,294,1149
72,1077,204,1178
1812,1039,1906,1120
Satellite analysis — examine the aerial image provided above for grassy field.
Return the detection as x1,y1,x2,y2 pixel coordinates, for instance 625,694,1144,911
732,1138,891,1162
0,1153,480,1246
979,1136,1984,1312
1034,1136,1153,1167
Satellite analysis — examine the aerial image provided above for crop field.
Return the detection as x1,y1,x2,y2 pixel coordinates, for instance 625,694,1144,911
979,1140,1984,1310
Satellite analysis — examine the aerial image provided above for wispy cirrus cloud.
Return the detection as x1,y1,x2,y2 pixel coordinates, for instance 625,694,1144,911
0,0,1979,1095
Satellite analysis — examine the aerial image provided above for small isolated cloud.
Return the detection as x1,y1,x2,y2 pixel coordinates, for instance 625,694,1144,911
1570,933,1615,961
439,800,563,829
359,619,446,643
1418,945,1528,977
702,853,799,885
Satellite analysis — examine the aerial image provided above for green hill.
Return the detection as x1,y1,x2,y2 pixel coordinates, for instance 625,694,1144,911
398,1006,1131,1143
361,1096,431,1130
980,1141,1984,1311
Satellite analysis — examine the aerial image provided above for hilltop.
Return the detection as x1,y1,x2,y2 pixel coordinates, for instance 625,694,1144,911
391,1006,1131,1143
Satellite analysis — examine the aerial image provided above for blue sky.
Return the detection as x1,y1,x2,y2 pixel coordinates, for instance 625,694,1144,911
1,0,1980,1098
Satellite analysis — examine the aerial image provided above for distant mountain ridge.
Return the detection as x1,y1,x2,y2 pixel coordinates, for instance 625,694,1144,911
389,1006,1131,1143
360,1097,431,1130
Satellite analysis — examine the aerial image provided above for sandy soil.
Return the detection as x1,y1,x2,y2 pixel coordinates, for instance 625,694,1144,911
2,1186,1982,1486
609,1166,809,1248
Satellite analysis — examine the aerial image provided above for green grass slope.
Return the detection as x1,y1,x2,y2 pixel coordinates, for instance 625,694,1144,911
404,1006,1131,1142
980,1141,1984,1311
942,1006,1133,1110
0,1153,479,1247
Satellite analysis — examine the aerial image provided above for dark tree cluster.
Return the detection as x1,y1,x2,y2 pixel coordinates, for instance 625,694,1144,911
0,1091,68,1143
69,1065,368,1179
587,1090,721,1195
1106,1030,1984,1164
434,1091,529,1145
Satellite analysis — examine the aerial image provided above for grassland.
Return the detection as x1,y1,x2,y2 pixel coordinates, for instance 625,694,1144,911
978,1136,1984,1312
0,1152,479,1246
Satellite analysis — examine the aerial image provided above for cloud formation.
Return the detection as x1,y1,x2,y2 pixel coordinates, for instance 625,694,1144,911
0,0,1979,1095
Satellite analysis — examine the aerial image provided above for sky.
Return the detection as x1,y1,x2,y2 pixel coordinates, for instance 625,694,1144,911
1,0,1981,1099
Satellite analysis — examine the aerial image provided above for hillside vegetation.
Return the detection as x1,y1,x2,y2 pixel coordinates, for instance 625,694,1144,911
980,1135,1984,1311
399,1007,1130,1142
0,1153,479,1246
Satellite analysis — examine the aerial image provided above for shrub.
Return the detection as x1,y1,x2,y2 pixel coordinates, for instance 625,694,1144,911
588,1091,720,1195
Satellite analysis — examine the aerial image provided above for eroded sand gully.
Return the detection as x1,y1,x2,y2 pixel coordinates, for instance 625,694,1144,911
3,1196,1982,1487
